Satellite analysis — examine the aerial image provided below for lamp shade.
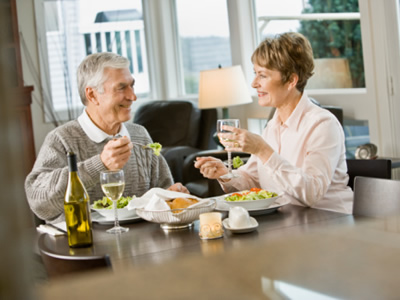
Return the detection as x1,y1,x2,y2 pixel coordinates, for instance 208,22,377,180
198,65,253,109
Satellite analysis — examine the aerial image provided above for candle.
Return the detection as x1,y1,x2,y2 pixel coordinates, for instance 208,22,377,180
199,212,223,239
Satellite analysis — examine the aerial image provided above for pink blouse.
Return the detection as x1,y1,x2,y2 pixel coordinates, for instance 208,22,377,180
221,93,353,214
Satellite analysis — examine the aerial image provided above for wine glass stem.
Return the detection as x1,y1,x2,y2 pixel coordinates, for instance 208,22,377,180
113,200,120,228
227,150,233,174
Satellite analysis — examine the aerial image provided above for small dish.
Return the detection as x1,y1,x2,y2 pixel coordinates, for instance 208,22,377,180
222,217,258,234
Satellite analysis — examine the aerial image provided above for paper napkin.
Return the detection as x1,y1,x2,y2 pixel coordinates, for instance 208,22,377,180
36,222,67,236
127,187,210,211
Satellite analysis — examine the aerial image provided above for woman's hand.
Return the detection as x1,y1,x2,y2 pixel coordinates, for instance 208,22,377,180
218,125,274,162
194,156,229,179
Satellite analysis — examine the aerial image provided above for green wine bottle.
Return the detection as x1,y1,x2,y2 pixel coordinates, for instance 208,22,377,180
64,152,93,248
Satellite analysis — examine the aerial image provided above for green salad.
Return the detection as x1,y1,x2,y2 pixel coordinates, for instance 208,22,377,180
147,142,162,156
232,156,244,169
93,196,134,209
224,188,278,202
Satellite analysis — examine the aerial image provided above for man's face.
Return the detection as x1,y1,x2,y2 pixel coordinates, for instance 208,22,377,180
91,67,136,133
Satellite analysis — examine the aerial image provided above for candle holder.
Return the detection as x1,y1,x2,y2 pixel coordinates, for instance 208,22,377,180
199,212,224,240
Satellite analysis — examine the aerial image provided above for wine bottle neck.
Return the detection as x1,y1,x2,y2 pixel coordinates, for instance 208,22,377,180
67,152,78,172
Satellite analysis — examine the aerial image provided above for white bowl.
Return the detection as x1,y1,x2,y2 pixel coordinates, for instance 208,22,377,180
222,192,281,210
91,205,137,220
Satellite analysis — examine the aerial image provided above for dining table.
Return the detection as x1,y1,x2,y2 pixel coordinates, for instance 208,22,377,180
37,203,353,272
36,201,392,299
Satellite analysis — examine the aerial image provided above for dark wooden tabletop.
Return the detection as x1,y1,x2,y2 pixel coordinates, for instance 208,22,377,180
37,207,400,299
39,204,353,271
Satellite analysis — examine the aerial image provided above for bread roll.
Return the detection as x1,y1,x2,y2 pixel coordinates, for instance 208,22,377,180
166,198,199,212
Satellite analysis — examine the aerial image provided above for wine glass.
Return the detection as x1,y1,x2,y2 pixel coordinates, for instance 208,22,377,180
217,119,240,179
100,170,128,234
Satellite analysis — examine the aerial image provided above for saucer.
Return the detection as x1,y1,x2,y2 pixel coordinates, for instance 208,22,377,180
222,217,258,234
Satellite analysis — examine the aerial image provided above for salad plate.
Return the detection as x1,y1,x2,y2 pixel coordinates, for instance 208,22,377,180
222,217,258,234
217,189,282,210
215,197,291,216
90,211,142,225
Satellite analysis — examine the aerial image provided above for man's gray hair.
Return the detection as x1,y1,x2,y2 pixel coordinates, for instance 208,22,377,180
77,52,130,105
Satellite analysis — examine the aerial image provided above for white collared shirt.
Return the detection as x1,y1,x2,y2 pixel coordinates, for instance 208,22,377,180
77,109,131,143
221,92,353,214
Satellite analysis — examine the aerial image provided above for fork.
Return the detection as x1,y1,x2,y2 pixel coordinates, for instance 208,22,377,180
112,135,152,151
131,141,153,150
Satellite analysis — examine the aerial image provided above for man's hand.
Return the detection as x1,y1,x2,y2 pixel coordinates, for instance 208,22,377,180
167,182,190,194
100,136,133,170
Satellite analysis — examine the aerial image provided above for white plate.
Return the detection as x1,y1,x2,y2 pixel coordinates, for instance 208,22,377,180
218,191,282,210
90,211,141,225
91,205,137,219
222,217,258,234
215,197,290,216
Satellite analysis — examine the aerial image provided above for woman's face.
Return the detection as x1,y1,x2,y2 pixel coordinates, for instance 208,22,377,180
251,63,292,109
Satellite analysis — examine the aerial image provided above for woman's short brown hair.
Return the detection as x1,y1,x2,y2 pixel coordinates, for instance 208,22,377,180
251,32,314,93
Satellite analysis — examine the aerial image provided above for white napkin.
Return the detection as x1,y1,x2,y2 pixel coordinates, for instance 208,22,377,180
127,187,210,211
36,222,67,236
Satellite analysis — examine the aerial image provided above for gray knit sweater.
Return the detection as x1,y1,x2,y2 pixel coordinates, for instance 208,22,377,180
25,120,173,223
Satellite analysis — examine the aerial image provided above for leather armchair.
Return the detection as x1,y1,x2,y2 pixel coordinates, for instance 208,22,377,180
133,100,218,182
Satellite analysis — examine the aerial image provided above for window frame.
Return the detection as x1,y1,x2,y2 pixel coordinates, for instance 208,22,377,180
33,0,400,158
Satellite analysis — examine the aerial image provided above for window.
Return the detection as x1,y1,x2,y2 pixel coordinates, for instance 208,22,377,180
254,0,369,156
254,0,364,89
35,0,149,121
175,0,232,94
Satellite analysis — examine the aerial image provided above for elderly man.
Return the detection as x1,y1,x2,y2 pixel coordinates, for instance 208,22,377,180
25,52,188,223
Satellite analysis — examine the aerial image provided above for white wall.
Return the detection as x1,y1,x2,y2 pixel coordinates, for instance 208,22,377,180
16,0,56,155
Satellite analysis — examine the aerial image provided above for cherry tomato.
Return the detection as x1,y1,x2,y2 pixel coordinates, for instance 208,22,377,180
231,193,242,197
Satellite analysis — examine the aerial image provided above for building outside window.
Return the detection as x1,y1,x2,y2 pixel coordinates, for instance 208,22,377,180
175,0,232,94
35,0,149,122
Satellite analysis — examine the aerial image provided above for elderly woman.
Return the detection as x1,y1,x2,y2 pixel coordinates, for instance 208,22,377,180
195,32,353,214
25,52,187,223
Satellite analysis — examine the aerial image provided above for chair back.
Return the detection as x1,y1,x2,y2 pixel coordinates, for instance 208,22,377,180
134,100,217,149
353,176,400,217
133,100,217,182
38,234,112,279
346,159,391,190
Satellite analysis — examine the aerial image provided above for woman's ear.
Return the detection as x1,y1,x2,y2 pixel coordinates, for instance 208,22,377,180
86,87,99,105
288,73,299,91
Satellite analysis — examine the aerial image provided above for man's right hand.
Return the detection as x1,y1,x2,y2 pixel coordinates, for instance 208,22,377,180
100,136,133,170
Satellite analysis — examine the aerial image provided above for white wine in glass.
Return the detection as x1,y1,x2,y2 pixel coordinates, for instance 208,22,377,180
217,119,240,179
100,169,128,234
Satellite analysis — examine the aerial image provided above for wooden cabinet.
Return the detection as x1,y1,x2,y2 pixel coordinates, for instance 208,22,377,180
1,0,36,176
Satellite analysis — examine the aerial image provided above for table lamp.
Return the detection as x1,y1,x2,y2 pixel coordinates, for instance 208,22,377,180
198,65,253,119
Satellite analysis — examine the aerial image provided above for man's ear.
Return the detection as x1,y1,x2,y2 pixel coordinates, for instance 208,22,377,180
86,87,99,105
